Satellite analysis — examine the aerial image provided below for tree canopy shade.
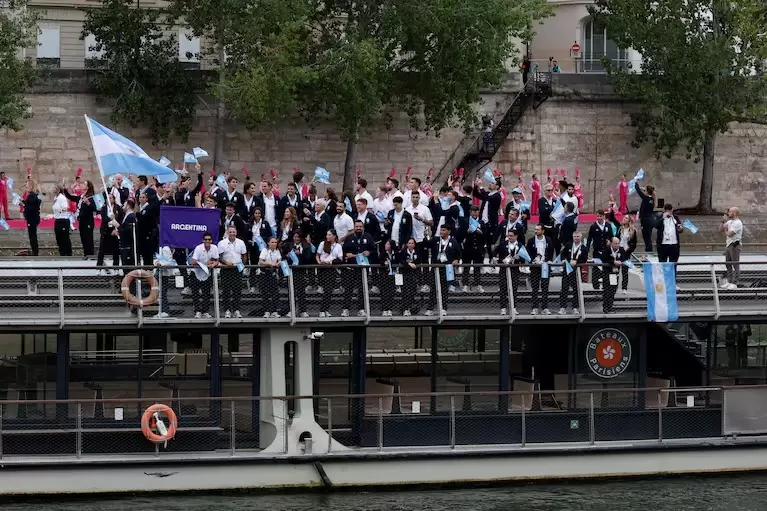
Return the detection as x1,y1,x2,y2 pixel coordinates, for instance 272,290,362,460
302,0,552,191
169,0,312,169
0,1,39,131
589,0,767,212
81,0,197,146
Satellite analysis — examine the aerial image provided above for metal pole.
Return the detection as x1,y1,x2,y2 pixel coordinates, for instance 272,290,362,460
327,398,333,454
377,397,383,451
283,398,289,455
361,267,370,325
76,402,82,459
506,266,515,323
435,266,444,324
711,265,721,319
212,268,221,326
449,394,456,449
0,404,4,460
657,390,663,443
577,266,586,322
230,400,236,456
589,392,595,445
521,395,526,447
58,268,65,328
287,271,296,325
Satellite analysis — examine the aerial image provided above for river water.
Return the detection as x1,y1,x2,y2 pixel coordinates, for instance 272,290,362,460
6,475,767,510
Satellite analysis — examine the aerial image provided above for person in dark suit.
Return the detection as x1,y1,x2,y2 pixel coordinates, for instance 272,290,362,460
655,203,683,264
63,179,98,258
353,198,382,241
342,220,378,316
379,239,399,317
495,229,522,315
559,231,588,314
222,202,247,241
277,182,303,224
175,172,203,207
285,230,315,317
428,224,462,316
247,207,272,293
635,182,656,252
525,224,555,315
473,177,502,261
496,208,527,248
216,176,244,214
119,199,138,270
385,196,413,249
238,181,263,223
558,202,577,248
461,205,486,292
309,199,332,247
586,210,612,290
538,183,557,248
21,178,41,257
600,237,628,313
398,238,421,316
136,190,159,265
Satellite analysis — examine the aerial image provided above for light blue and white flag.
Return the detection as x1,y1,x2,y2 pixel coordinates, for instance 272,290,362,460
7,178,14,191
468,217,479,233
356,254,370,266
482,167,495,185
84,116,178,184
445,263,455,281
280,260,292,277
344,196,352,212
551,201,565,224
93,193,105,211
518,245,531,263
644,262,678,322
520,200,531,212
682,219,699,234
184,152,198,164
565,260,574,275
314,166,330,184
439,196,451,210
215,174,227,189
623,259,636,270
0,219,8,231
192,147,209,159
634,168,645,181
158,156,171,168
11,192,21,207
541,262,549,279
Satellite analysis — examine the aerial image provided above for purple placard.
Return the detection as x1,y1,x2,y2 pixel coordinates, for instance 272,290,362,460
159,206,220,249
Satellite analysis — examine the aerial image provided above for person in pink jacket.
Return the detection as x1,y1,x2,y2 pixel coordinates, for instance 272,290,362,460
530,173,541,216
0,172,8,220
618,173,629,214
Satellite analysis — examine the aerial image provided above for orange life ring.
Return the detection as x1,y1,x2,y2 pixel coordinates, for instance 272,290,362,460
121,269,159,307
141,404,178,444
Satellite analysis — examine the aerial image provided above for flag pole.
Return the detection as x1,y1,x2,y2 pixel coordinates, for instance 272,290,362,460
84,114,115,220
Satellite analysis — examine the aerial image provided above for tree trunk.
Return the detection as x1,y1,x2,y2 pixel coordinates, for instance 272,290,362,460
213,43,227,172
343,138,358,192
697,128,716,213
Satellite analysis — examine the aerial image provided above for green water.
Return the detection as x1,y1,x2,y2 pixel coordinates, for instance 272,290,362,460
6,475,767,510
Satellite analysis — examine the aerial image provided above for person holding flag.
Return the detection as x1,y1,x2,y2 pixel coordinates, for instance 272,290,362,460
495,229,522,315
601,237,628,313
618,215,638,293
525,224,554,315
559,231,588,315
461,205,486,293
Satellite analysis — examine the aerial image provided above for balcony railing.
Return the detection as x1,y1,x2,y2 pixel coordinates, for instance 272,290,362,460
0,260,764,327
0,384,764,460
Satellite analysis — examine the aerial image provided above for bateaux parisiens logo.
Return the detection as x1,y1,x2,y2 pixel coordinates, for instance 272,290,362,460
586,328,632,378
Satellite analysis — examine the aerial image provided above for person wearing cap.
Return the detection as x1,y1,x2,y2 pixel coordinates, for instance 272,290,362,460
504,187,529,219
538,183,557,244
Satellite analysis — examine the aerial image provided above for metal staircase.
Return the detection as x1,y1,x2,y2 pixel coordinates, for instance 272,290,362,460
663,323,707,367
437,72,553,180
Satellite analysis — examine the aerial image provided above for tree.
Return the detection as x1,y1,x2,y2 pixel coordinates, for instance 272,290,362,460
82,0,197,146
0,1,40,131
589,0,767,212
304,0,552,192
169,0,311,170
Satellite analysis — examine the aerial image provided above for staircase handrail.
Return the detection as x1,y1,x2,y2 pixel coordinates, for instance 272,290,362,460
435,75,534,185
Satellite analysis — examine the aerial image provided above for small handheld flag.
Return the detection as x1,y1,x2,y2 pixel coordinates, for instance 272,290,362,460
158,156,171,167
314,166,330,184
192,147,209,159
482,167,495,184
683,219,699,234
184,152,198,164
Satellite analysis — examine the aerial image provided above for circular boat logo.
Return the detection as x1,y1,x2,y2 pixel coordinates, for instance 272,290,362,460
586,328,632,378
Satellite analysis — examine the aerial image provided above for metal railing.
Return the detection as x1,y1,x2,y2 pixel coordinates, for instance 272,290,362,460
0,260,765,327
0,385,761,461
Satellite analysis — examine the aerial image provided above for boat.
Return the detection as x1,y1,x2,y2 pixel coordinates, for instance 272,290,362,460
0,256,766,496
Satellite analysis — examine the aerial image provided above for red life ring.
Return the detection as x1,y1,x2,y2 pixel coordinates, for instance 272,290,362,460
141,404,178,444
120,270,159,307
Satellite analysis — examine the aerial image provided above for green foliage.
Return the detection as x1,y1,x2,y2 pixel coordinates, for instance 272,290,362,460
0,1,39,131
589,0,767,209
303,0,552,140
170,0,311,129
82,0,197,145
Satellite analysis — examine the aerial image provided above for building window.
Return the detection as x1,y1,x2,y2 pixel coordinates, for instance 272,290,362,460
582,19,629,72
179,28,201,70
84,33,106,68
37,25,60,68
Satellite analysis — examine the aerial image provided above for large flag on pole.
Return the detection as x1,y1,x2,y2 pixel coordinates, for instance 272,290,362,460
643,262,679,322
84,116,178,184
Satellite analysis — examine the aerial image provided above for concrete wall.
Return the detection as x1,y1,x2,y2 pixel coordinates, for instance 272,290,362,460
1,72,766,215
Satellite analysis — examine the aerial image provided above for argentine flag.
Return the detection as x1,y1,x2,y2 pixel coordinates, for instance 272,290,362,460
643,262,678,322
85,116,178,184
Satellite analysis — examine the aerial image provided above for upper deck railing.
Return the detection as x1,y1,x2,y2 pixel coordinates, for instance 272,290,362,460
0,261,765,328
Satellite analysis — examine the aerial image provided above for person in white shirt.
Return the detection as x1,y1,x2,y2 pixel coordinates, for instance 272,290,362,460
333,202,354,242
406,190,434,292
154,245,177,319
190,232,219,318
655,203,682,264
559,182,579,215
404,177,429,207
354,179,375,212
51,185,73,256
385,177,404,203
258,236,283,318
261,180,278,231
372,186,392,233
316,229,343,317
217,226,247,318
721,206,743,289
